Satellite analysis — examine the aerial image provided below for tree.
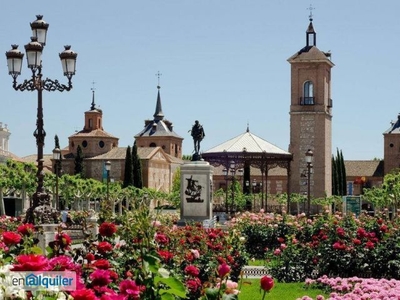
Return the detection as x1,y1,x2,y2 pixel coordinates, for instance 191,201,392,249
123,146,134,188
74,145,85,177
132,142,143,188
332,149,347,196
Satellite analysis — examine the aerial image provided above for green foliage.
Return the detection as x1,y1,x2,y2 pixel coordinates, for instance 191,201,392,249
364,169,400,215
74,145,85,177
332,149,347,196
123,145,134,188
132,141,143,188
182,154,192,161
167,168,181,208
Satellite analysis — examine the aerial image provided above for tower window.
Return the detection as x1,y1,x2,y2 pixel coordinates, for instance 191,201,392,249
89,119,93,129
99,141,105,148
150,143,156,147
82,140,88,148
390,143,394,148
301,81,315,105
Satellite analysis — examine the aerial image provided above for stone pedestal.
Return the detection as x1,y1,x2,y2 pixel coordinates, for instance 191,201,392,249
37,224,58,254
178,160,214,225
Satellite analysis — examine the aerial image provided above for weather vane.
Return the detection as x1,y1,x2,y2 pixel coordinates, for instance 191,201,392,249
91,81,96,91
156,71,162,89
307,4,315,21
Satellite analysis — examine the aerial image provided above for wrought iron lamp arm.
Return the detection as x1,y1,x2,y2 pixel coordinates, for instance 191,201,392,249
12,77,72,92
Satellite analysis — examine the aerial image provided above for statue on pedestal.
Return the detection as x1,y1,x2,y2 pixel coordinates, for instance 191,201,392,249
190,120,205,161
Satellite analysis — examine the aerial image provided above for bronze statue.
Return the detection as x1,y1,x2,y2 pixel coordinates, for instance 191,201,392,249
190,120,205,154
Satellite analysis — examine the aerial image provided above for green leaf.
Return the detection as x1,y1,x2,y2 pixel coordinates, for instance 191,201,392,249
205,287,220,299
30,246,43,255
45,246,53,257
143,254,160,273
157,277,187,298
222,294,239,300
160,293,175,300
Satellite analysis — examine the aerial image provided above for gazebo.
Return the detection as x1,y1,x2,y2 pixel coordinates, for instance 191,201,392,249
201,127,293,212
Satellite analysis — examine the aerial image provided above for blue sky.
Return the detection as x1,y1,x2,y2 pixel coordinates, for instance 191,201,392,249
1,1,399,160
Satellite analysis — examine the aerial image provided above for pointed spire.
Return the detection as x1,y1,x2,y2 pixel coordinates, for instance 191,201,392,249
153,84,164,121
90,81,96,110
246,122,250,132
306,4,316,47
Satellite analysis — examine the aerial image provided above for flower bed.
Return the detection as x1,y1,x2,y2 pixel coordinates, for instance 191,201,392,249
0,207,248,299
231,211,400,282
302,276,400,299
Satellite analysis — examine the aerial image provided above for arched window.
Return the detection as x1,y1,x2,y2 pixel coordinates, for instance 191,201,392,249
150,142,156,147
302,81,314,105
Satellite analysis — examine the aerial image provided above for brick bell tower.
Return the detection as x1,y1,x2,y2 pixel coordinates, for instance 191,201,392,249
288,14,334,200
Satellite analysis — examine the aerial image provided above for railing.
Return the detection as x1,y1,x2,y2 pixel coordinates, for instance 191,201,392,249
300,97,315,105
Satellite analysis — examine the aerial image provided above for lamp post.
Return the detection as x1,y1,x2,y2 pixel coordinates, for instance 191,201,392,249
252,179,257,211
305,149,314,217
6,15,77,224
52,147,61,211
223,161,243,217
105,160,111,204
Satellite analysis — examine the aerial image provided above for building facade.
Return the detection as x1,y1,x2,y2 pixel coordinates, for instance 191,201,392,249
383,114,400,175
288,16,334,198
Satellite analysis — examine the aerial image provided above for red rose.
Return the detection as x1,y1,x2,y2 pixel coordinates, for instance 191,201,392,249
56,233,72,247
353,238,362,245
158,250,174,262
333,241,346,250
99,222,117,237
97,241,113,254
71,288,97,300
184,265,200,277
357,228,367,239
93,259,111,269
155,233,169,245
17,224,35,236
277,237,285,243
260,275,274,292
217,263,231,278
12,254,49,271
119,279,143,299
336,227,345,237
365,241,375,249
2,231,22,246
380,225,388,232
186,278,202,293
86,253,95,262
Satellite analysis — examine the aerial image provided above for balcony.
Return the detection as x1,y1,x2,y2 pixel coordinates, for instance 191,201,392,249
300,97,315,105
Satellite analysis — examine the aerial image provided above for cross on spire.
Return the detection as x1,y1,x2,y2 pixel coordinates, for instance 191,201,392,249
307,4,315,21
156,71,162,89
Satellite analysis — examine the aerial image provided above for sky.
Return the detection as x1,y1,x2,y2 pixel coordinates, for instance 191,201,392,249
1,0,399,161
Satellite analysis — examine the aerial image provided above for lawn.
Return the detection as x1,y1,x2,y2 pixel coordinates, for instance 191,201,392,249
238,280,329,300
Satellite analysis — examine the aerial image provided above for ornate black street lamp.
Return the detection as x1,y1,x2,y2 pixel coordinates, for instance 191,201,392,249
105,161,111,204
305,149,314,216
52,147,61,211
6,15,77,224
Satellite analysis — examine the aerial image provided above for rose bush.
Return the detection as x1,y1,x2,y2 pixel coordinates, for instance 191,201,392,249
231,210,400,282
0,201,248,299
